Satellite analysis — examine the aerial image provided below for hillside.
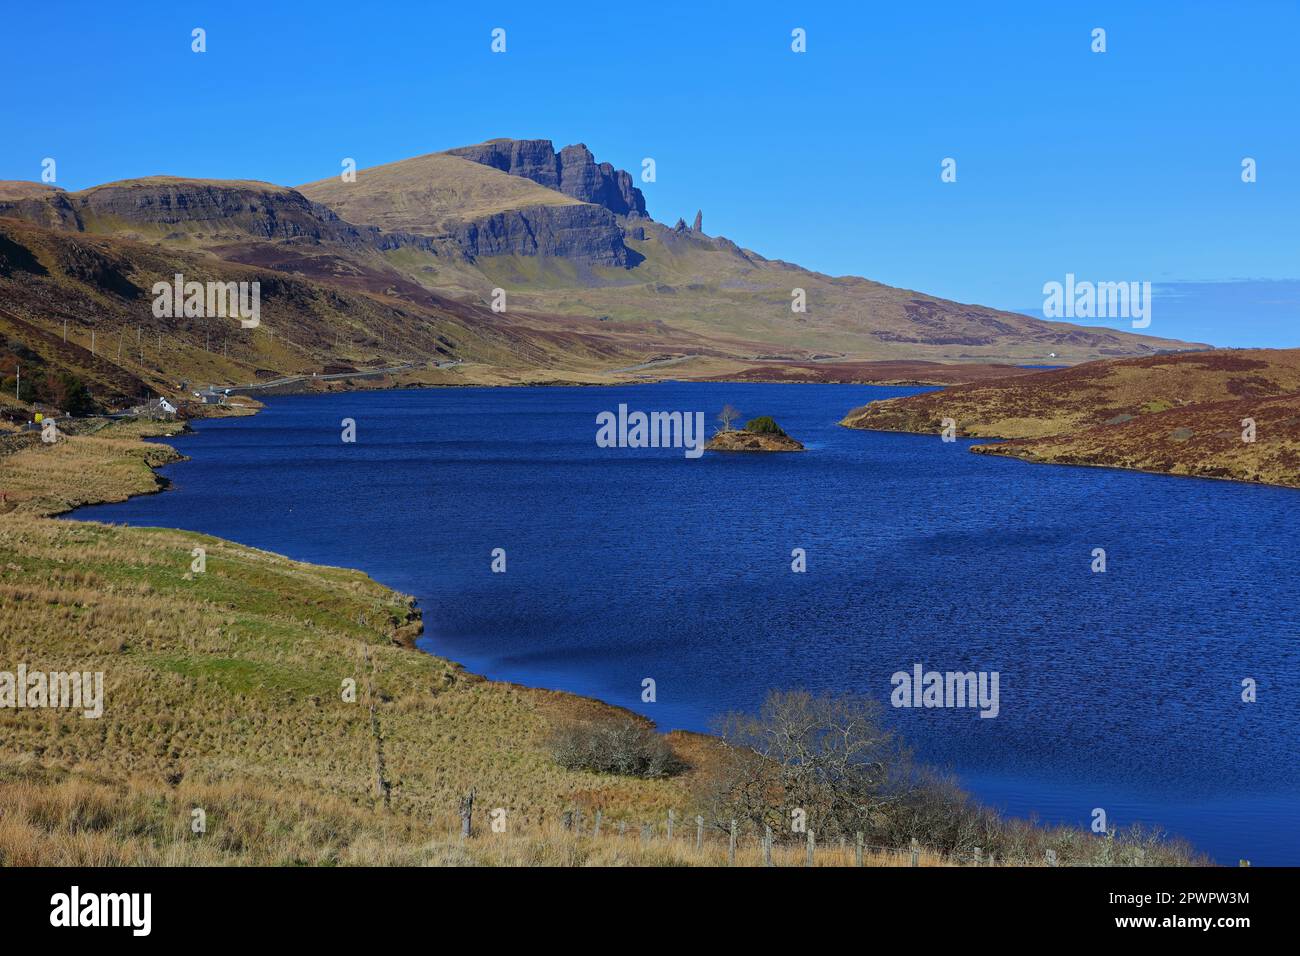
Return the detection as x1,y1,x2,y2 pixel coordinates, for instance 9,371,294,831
299,151,585,235
0,182,65,202
0,419,718,863
0,213,747,413
841,349,1300,487
302,139,1209,366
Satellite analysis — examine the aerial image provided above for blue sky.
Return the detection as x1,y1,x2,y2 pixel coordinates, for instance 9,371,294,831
3,1,1297,347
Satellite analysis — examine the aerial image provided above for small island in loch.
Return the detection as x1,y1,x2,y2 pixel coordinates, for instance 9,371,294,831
706,413,805,452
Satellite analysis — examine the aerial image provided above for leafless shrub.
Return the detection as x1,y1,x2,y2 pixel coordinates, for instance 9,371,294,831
549,717,683,779
697,689,917,842
694,689,1205,865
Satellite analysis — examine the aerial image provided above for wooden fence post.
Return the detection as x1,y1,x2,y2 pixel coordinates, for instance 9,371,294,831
974,846,982,866
763,826,773,867
593,810,602,838
667,809,675,840
910,838,919,867
728,820,737,865
855,832,864,867
695,815,703,851
640,823,652,844
618,821,626,838
806,828,815,867
458,788,475,841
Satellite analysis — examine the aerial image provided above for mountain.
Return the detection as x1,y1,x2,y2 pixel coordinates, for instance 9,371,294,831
840,349,1300,487
0,212,728,413
298,152,633,266
0,138,1210,413
304,139,1208,365
446,138,648,217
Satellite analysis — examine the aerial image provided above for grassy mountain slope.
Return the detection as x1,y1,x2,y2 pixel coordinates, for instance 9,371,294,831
295,141,1207,364
0,214,739,411
0,182,65,201
482,218,1204,364
299,152,583,234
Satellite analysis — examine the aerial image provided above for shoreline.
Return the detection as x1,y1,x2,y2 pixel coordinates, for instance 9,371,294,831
47,399,706,737
836,347,1300,491
837,421,1300,493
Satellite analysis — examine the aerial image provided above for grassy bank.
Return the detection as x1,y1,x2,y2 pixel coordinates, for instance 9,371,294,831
0,419,720,865
841,349,1300,489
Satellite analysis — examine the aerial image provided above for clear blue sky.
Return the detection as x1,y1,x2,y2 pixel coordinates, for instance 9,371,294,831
4,1,1297,347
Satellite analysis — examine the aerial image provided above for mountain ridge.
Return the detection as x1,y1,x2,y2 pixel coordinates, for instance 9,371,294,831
0,136,1214,416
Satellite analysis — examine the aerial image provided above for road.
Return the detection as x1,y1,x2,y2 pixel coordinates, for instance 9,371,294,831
222,360,459,395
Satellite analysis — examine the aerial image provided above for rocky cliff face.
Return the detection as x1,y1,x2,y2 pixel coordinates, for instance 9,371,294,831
0,190,81,231
80,180,365,242
448,139,647,218
449,202,633,266
0,178,381,246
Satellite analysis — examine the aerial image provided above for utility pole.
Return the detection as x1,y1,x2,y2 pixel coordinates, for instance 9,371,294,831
14,363,18,401
63,319,67,342
91,331,95,355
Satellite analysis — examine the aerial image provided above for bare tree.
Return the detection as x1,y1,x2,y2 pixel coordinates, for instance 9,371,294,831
717,404,741,433
689,688,1205,864
696,689,919,843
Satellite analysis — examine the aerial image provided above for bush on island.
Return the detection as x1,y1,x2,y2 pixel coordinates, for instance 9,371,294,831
744,416,786,436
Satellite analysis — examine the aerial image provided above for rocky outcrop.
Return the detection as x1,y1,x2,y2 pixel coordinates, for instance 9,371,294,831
556,144,646,217
77,180,364,242
692,210,702,233
448,139,647,217
449,202,633,266
0,178,384,247
706,428,805,452
0,190,81,231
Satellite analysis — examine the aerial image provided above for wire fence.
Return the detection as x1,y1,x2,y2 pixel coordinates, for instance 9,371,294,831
442,795,1203,867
